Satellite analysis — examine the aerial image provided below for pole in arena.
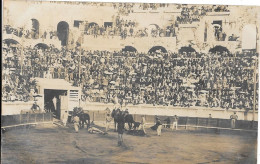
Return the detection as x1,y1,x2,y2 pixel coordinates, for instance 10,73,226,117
253,57,258,121
20,45,23,75
20,35,24,76
78,30,84,82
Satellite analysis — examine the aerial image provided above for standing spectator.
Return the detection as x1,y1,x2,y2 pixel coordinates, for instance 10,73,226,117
105,108,113,132
62,111,69,126
73,115,80,133
172,115,178,130
129,26,134,37
156,116,162,136
139,115,147,134
230,112,238,129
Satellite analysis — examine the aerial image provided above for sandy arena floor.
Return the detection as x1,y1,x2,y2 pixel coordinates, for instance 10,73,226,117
1,123,257,164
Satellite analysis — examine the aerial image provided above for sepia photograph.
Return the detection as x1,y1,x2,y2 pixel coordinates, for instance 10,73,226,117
1,0,260,163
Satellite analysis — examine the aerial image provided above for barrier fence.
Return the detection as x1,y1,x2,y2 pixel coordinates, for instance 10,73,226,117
2,111,257,131
88,110,258,131
1,113,53,128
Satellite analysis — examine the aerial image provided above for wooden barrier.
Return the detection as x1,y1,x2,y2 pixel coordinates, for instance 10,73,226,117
1,113,53,129
89,111,258,131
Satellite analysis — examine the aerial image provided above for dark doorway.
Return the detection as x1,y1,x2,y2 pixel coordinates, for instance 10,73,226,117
57,21,69,46
74,20,83,28
148,46,167,53
212,20,222,26
88,22,98,28
104,22,113,28
31,19,39,39
44,89,67,119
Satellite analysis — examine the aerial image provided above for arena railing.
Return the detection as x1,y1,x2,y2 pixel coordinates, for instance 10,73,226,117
1,112,53,129
86,110,258,132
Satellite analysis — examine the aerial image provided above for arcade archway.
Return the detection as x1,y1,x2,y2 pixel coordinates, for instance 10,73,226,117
122,46,137,52
57,21,69,46
34,43,49,50
179,46,196,54
3,39,20,47
209,45,229,54
148,46,167,53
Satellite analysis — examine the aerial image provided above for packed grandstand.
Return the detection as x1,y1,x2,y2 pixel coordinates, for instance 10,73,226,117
2,2,259,112
2,44,258,111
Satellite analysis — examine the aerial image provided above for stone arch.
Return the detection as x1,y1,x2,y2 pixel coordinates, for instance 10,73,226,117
148,46,167,53
209,45,229,54
3,39,20,47
122,46,137,52
148,24,160,36
242,24,257,50
57,21,69,46
148,24,160,29
34,43,49,50
178,46,196,54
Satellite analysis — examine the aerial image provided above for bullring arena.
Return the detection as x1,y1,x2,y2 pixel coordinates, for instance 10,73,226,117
2,1,260,164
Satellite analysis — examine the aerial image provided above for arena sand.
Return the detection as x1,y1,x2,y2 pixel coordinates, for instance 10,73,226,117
1,123,257,164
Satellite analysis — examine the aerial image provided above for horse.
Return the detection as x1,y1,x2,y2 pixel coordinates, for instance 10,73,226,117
78,112,90,129
73,107,90,129
124,113,134,130
112,108,134,131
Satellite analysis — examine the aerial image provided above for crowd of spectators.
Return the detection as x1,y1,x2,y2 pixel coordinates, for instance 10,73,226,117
80,18,175,39
176,6,201,24
2,46,38,102
175,5,229,25
4,20,175,41
2,43,258,111
3,25,57,40
84,16,138,39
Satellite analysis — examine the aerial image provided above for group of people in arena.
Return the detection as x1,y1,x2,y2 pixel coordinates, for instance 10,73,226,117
70,106,180,146
2,44,258,112
70,107,239,148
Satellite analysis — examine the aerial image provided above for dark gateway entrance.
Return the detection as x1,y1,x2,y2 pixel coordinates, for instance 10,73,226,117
57,21,69,46
44,89,67,119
